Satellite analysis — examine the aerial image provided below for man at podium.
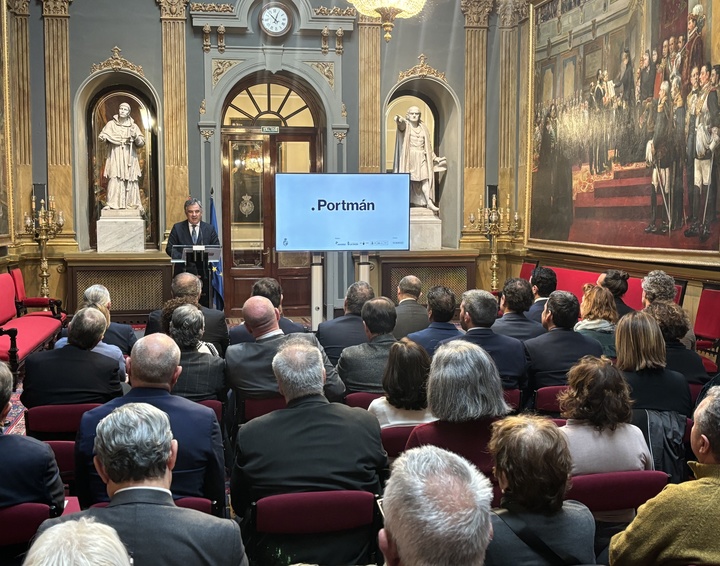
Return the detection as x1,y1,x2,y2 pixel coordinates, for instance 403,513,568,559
166,197,220,276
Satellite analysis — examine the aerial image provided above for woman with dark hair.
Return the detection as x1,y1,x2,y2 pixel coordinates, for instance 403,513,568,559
597,269,634,317
575,284,618,357
367,338,436,428
485,414,596,565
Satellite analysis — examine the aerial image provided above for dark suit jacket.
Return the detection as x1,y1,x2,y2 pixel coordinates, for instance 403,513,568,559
665,340,710,385
39,489,248,566
491,312,547,341
393,299,429,339
225,332,345,402
229,317,306,345
524,328,604,390
316,313,368,366
615,296,635,318
337,334,396,394
145,305,228,356
173,350,226,402
443,328,528,389
623,367,693,417
103,321,137,356
20,345,123,409
525,298,548,323
0,434,65,514
75,388,225,509
166,220,220,278
407,322,463,356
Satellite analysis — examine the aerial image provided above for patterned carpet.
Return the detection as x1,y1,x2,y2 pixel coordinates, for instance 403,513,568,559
3,389,25,435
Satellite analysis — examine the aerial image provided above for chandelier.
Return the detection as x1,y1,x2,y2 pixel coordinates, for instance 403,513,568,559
347,0,427,42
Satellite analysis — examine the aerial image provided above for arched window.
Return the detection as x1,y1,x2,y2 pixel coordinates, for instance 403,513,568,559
222,80,316,128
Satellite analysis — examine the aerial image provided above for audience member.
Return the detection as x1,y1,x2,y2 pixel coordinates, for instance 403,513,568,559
21,307,123,409
145,273,229,356
574,283,618,357
169,304,226,401
41,403,247,566
75,334,225,509
485,414,596,566
444,289,527,389
367,338,436,428
406,340,510,475
229,277,305,344
524,290,604,392
231,337,386,565
407,286,462,356
597,269,635,317
491,277,546,340
337,297,397,394
225,296,344,401
645,300,710,385
392,275,429,339
641,269,695,350
525,266,557,323
379,445,493,566
316,281,375,366
82,284,137,355
609,387,720,565
24,518,131,566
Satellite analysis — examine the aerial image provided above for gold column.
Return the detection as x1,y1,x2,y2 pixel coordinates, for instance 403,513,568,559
460,0,493,225
516,6,530,223
358,15,381,173
157,0,190,235
41,0,74,237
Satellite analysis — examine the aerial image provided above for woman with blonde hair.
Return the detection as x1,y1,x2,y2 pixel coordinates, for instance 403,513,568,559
575,283,618,356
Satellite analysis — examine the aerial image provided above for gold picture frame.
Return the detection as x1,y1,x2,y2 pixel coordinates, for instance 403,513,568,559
0,3,13,245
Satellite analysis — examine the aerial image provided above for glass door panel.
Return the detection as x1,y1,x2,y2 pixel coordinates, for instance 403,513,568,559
277,141,311,270
229,140,265,269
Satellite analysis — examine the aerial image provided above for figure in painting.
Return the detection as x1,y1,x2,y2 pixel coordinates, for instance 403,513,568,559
682,8,705,99
645,80,673,235
394,106,446,213
99,102,145,212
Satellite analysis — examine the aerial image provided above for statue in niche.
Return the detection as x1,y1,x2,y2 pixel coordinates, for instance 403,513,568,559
393,106,447,213
99,102,145,212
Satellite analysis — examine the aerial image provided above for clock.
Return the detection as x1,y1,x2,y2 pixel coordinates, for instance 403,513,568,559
259,3,292,37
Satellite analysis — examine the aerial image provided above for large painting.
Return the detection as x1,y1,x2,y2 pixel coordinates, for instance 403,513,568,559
527,0,719,265
0,3,12,245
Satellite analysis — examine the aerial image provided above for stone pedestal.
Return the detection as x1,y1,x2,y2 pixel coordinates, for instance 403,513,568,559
97,209,145,253
410,207,442,251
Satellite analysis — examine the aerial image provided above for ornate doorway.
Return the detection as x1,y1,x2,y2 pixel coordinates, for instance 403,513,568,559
221,74,323,317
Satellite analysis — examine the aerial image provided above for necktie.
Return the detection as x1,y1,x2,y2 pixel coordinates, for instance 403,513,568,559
191,225,198,244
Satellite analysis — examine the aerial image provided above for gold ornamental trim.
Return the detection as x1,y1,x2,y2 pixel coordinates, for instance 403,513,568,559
498,0,528,27
333,131,347,143
460,0,494,28
315,6,356,17
398,54,446,83
305,61,335,90
8,0,30,16
200,129,214,140
90,46,144,76
156,0,189,20
190,2,233,13
212,59,241,87
41,0,71,17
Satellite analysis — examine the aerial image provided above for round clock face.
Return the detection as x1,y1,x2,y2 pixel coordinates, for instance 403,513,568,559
260,4,291,37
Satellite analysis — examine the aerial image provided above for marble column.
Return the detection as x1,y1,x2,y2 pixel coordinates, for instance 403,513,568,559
157,0,190,236
358,15,381,173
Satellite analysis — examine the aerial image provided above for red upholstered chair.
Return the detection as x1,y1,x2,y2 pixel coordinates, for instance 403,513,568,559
695,287,720,363
534,386,568,415
10,268,66,323
701,356,718,375
0,502,51,550
46,440,76,494
689,383,704,406
24,403,101,441
381,425,416,459
198,399,223,425
92,497,214,515
345,392,382,410
503,388,521,410
241,396,286,423
566,471,669,513
519,260,538,281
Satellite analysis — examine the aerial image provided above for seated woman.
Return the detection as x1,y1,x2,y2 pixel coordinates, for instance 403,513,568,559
574,284,618,357
405,340,510,475
597,269,634,318
367,338,436,428
169,304,226,402
645,300,710,385
485,414,596,566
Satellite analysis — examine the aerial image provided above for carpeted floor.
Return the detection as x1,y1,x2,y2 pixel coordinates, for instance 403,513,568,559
4,389,25,435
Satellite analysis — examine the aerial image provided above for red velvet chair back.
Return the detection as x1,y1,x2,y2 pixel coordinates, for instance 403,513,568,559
46,440,76,489
242,396,286,422
198,399,223,425
0,503,51,546
534,386,568,414
25,404,101,441
92,497,214,515
566,470,668,512
381,425,416,459
519,261,538,281
345,392,382,410
695,288,720,357
503,388,521,410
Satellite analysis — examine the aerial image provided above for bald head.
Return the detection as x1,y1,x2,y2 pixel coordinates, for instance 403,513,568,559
171,273,202,299
127,334,181,388
398,275,422,300
243,296,279,338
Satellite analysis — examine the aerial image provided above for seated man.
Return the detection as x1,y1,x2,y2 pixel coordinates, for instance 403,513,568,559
231,337,386,565
641,269,695,350
225,296,344,401
443,289,527,390
392,275,429,339
609,387,720,565
75,334,225,510
492,277,546,341
21,307,123,408
407,286,462,356
525,267,557,324
524,291,604,391
40,403,247,566
82,284,137,356
337,297,397,394
145,272,229,356
316,281,375,366
379,445,493,566
229,277,306,344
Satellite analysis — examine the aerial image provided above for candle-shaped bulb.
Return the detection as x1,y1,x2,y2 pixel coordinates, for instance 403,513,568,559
57,211,65,227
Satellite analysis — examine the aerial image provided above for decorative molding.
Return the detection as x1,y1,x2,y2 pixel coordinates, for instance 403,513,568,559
200,129,214,141
315,6,356,17
189,2,233,12
333,131,347,143
398,54,447,83
41,0,71,17
217,24,225,53
156,0,189,20
306,61,335,90
199,99,206,115
358,14,381,24
336,28,344,55
202,23,211,52
212,59,241,86
497,0,527,27
90,46,144,76
460,0,494,28
341,102,347,118
7,0,30,16
321,26,329,55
